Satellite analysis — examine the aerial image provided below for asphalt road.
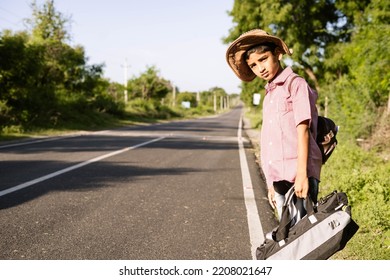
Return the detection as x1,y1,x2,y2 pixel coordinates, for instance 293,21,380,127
0,106,277,260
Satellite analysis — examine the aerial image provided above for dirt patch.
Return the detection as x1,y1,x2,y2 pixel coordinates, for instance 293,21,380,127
362,110,390,161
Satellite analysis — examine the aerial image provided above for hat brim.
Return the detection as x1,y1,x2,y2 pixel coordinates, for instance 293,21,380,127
226,30,292,82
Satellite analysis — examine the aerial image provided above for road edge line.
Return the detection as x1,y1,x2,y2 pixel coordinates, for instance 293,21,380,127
237,115,265,260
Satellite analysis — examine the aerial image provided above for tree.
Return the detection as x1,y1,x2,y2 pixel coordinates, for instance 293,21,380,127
323,0,390,138
0,0,124,130
177,92,197,108
26,0,71,43
223,0,390,140
224,0,357,93
129,66,171,101
0,30,52,126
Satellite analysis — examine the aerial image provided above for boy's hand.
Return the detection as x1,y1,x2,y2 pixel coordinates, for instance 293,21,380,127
268,188,277,209
294,175,309,198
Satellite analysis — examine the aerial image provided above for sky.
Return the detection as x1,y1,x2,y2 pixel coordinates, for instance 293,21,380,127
0,0,242,94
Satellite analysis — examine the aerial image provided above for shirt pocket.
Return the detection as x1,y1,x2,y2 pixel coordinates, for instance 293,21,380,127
278,98,293,114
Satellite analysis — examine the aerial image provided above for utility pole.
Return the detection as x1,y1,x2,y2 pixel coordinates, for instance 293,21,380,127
387,92,390,115
172,83,176,107
121,59,130,103
325,96,328,118
213,94,217,112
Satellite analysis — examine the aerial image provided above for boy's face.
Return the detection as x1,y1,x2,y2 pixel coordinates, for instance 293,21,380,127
246,50,283,82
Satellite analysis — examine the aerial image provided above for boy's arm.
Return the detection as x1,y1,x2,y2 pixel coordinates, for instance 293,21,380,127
295,119,310,198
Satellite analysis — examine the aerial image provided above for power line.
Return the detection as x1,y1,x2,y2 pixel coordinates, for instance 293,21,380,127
0,6,26,29
0,16,25,30
0,16,18,26
0,6,23,18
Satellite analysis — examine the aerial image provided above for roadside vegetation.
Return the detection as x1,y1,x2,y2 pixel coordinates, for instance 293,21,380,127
234,0,389,259
0,1,238,141
246,108,390,260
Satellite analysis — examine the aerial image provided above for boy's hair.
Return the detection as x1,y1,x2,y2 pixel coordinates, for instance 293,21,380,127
226,29,292,82
245,42,277,60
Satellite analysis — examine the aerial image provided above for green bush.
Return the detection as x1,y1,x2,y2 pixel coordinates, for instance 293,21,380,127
320,143,390,259
125,98,182,120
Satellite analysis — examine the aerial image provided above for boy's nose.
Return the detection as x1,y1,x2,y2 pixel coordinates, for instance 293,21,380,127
258,65,265,72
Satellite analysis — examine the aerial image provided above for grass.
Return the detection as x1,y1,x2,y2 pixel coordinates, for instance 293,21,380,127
244,106,390,260
321,141,390,260
0,103,219,141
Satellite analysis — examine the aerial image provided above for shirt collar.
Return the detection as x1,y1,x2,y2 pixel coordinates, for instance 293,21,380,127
265,67,293,94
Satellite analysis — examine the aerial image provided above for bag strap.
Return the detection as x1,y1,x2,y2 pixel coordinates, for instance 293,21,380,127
287,74,300,96
305,194,315,215
272,187,297,241
272,186,316,241
287,74,320,138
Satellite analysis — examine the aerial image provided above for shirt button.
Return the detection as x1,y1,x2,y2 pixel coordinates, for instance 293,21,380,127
268,160,272,164
269,142,272,145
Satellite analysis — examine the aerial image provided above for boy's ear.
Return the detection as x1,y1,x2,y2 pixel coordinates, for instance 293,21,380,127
275,47,283,60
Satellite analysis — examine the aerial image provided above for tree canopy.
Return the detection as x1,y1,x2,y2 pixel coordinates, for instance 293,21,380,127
26,0,71,43
0,0,121,129
225,0,389,138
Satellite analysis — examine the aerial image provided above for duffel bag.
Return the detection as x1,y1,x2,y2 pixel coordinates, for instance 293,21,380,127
256,188,359,260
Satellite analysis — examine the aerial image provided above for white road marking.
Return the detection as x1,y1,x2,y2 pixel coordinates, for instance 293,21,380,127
237,115,265,260
0,134,83,149
0,137,165,197
0,131,248,150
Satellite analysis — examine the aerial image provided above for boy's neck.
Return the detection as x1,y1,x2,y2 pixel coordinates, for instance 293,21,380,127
269,66,284,83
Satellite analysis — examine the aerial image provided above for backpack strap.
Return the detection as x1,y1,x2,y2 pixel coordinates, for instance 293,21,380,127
286,74,318,136
287,74,301,95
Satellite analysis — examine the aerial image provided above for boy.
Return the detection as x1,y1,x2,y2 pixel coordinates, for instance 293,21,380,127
226,29,322,220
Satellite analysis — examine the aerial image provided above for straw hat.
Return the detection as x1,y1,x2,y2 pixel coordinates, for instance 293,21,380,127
226,29,292,82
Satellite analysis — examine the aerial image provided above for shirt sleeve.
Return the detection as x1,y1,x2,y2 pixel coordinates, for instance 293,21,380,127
290,78,312,127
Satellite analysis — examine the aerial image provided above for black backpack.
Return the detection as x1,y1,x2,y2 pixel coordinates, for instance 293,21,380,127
288,75,338,164
316,116,338,164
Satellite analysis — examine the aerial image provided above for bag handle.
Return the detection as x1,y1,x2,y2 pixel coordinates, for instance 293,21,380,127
305,193,315,215
272,186,316,241
272,187,296,241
